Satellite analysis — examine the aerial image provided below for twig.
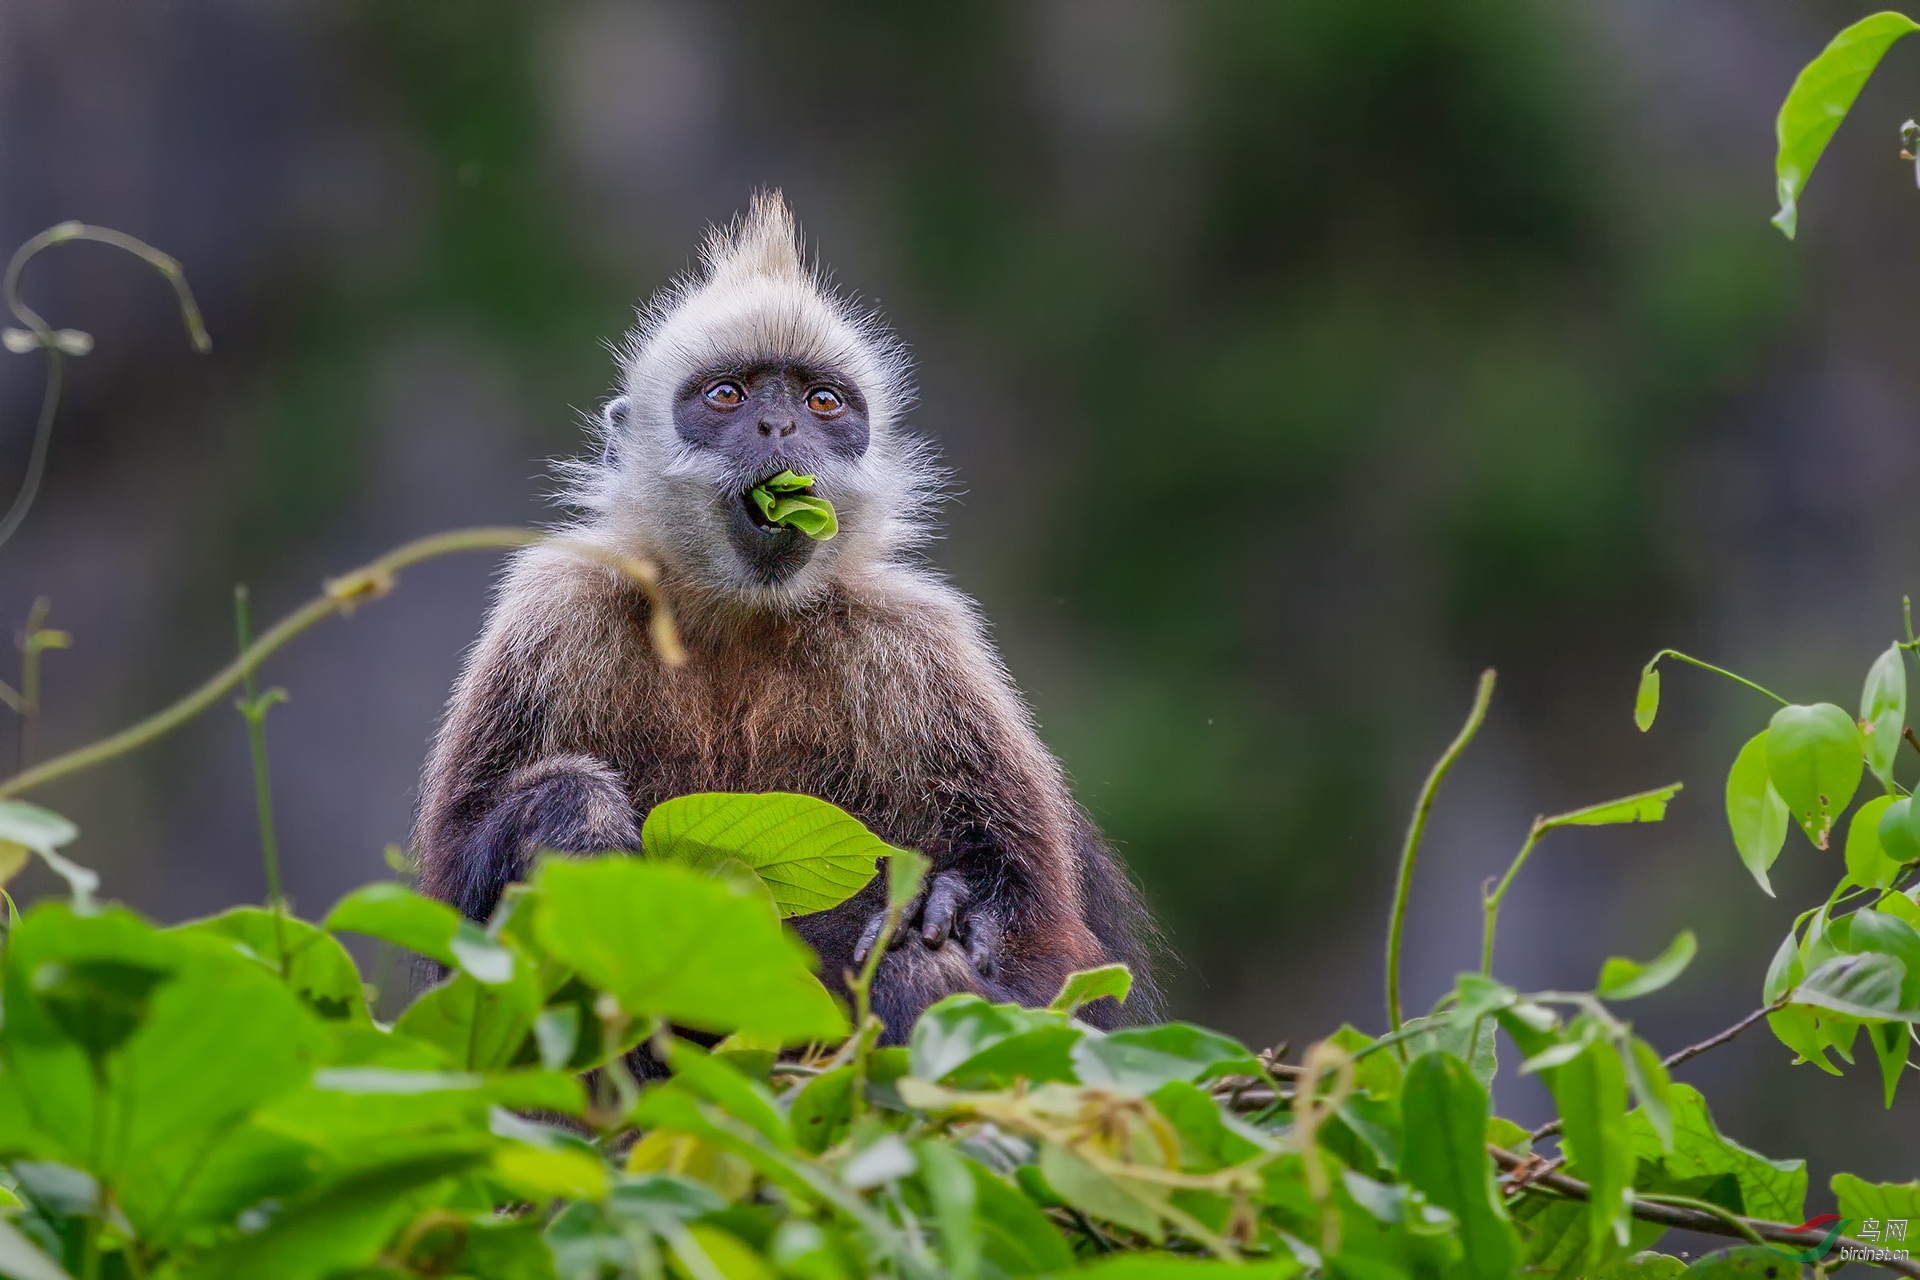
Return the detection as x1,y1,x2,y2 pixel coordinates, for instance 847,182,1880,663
0,527,685,799
1385,670,1496,1044
1905,725,1920,760
1662,998,1787,1071
1641,649,1789,708
1489,1146,1920,1277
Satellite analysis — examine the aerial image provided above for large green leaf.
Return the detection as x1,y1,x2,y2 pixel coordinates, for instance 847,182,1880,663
1542,1032,1634,1266
641,792,887,918
1832,1171,1920,1231
1071,1022,1264,1094
1847,795,1907,890
323,882,513,984
1623,1085,1806,1223
1765,703,1864,849
908,995,1080,1089
530,857,846,1044
1598,931,1697,1001
1862,643,1909,787
1772,12,1920,237
1846,908,1920,1009
1791,952,1918,1021
173,907,367,1022
1879,794,1920,864
2,903,324,1177
1724,732,1789,895
1399,1052,1518,1280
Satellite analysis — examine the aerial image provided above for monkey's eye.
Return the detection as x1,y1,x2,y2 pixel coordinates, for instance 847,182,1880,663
704,380,745,407
806,387,844,415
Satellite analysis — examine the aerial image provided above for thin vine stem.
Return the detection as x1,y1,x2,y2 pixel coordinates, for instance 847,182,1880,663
1385,669,1495,1045
1644,649,1789,707
0,526,685,799
2,222,210,554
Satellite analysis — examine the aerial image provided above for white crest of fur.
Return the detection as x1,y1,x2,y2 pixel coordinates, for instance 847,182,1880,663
558,191,937,609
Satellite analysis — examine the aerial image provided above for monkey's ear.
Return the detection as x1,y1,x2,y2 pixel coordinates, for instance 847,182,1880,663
599,396,630,466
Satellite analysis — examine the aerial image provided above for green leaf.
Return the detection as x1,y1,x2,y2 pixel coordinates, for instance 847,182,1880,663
1766,703,1864,849
747,471,838,540
176,1153,479,1280
1683,1246,1806,1279
173,907,368,1022
908,996,1080,1089
1621,1037,1675,1153
1634,666,1661,733
1053,1259,1303,1279
965,1158,1076,1275
1400,1052,1518,1280
1862,643,1909,786
913,1140,980,1280
1725,731,1790,895
1038,1140,1164,1241
0,800,95,909
888,846,929,911
1772,11,1920,237
1050,963,1133,1015
1847,907,1920,1009
1832,1171,1920,1232
1545,782,1683,828
1598,931,1698,1001
0,1219,72,1280
3,903,325,1177
1879,794,1920,864
664,1038,792,1149
1072,1022,1264,1093
1848,795,1908,890
1402,1013,1499,1091
1792,952,1919,1021
393,962,543,1070
640,792,887,918
1869,1018,1910,1108
531,857,847,1044
1594,1252,1687,1280
1623,1085,1806,1222
1542,1031,1635,1266
789,1065,854,1156
323,882,513,984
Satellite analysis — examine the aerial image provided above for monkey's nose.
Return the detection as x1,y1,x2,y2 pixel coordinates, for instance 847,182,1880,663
757,418,799,438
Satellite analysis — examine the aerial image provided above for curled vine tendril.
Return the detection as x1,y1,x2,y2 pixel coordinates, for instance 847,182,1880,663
1,221,211,552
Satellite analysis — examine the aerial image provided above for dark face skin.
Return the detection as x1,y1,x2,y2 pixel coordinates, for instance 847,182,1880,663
673,361,870,585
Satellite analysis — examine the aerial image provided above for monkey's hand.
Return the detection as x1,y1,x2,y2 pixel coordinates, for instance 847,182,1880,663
852,869,999,978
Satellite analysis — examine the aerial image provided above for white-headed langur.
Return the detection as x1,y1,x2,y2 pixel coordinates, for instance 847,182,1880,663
417,191,1161,1036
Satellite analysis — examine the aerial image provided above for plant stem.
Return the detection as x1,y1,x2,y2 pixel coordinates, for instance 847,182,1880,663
1638,1193,1770,1248
0,527,684,799
1481,821,1545,976
1645,649,1789,707
1385,669,1496,1043
233,585,290,974
1488,1146,1920,1276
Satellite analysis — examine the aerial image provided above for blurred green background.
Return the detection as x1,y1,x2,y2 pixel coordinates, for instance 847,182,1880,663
1,0,1916,1193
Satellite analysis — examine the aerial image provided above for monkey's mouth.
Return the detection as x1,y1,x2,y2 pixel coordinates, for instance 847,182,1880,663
737,472,824,535
725,477,820,586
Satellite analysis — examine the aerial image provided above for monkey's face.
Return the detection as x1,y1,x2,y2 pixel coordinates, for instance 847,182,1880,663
672,361,871,586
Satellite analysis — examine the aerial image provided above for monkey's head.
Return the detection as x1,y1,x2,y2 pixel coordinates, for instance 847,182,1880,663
572,191,930,607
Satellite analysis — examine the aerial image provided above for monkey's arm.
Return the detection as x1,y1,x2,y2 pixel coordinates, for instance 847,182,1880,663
417,565,644,922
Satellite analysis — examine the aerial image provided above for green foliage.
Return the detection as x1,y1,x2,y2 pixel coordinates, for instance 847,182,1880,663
1771,11,1920,237
747,471,838,540
640,792,887,919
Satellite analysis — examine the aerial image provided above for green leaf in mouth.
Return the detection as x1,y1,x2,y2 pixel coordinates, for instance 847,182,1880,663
748,470,838,540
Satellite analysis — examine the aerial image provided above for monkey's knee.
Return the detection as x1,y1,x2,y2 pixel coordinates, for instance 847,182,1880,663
448,755,640,921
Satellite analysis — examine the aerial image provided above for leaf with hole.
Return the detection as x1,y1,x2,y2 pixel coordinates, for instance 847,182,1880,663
1765,703,1863,849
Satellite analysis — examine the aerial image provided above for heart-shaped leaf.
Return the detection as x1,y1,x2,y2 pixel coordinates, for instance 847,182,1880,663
641,792,887,919
1765,704,1863,849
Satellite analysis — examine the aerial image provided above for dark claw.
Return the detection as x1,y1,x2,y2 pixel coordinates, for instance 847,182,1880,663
921,871,968,949
853,907,888,966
